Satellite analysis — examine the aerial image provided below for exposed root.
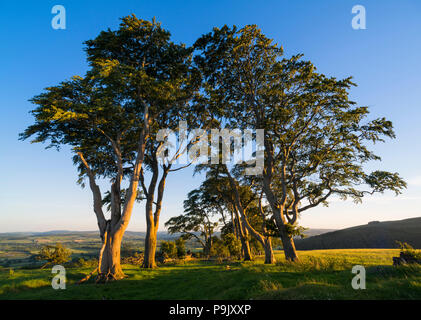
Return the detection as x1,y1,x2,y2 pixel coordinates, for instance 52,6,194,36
95,271,126,283
77,267,99,284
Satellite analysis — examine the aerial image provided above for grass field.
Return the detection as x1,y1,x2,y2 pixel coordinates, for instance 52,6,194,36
1,249,421,300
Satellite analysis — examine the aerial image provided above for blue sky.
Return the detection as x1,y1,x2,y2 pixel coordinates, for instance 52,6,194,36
0,0,420,232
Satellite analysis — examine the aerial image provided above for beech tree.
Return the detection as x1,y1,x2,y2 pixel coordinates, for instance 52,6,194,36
21,73,145,280
85,15,207,269
200,166,277,263
20,15,198,279
166,188,219,256
194,25,406,261
197,168,254,261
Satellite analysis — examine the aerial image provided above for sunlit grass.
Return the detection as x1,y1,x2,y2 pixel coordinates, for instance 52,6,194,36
0,249,420,300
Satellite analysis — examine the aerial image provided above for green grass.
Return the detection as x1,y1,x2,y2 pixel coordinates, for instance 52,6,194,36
1,249,420,300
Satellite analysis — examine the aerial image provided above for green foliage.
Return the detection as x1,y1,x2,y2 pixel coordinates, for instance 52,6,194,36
175,238,187,258
194,23,406,246
160,241,177,259
36,243,71,268
396,241,421,260
210,238,230,261
121,252,144,265
249,237,264,255
72,258,98,268
120,242,138,258
222,233,242,258
165,187,219,254
285,223,308,239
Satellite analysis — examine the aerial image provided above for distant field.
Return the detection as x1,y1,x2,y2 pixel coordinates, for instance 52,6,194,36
1,249,420,300
0,231,190,268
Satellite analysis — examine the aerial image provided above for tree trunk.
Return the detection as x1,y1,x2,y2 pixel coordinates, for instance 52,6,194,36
232,207,252,260
98,225,125,281
263,237,275,264
279,225,299,261
262,180,299,262
236,215,252,261
240,234,252,261
142,203,157,268
143,226,157,268
141,160,169,269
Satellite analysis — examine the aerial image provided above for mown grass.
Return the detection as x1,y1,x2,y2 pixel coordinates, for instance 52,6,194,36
1,249,420,300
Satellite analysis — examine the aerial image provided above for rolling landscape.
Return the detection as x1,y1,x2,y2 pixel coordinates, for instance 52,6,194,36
0,227,335,269
1,217,420,300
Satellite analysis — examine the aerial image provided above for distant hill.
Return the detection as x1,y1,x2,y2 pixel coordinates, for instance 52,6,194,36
0,230,177,240
295,217,421,250
300,228,336,238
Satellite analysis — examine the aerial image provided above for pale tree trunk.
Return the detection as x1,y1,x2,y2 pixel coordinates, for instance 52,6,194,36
270,204,299,261
141,155,169,269
142,175,158,268
77,106,150,281
263,237,275,264
262,164,299,262
278,222,298,261
141,126,197,268
225,168,262,262
143,226,157,268
234,210,252,261
240,223,253,261
98,224,125,280
234,193,276,264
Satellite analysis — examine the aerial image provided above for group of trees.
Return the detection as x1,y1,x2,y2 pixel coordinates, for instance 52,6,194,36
21,15,406,280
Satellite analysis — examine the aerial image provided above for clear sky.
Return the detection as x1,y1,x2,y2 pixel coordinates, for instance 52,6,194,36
0,0,420,232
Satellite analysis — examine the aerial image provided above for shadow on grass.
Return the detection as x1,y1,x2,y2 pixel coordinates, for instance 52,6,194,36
1,259,421,300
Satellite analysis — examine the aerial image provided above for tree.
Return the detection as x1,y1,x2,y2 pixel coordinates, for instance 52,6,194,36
160,241,177,259
165,188,219,256
196,168,254,261
203,166,277,263
139,115,209,268
89,17,209,269
37,243,71,269
194,24,406,261
20,16,193,280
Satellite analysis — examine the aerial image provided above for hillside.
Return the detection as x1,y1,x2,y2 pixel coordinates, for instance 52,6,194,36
295,217,421,250
300,228,336,238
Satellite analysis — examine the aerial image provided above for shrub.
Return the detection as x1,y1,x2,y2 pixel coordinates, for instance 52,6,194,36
396,241,421,260
160,240,177,259
36,242,71,269
120,242,138,258
71,257,98,268
222,233,242,259
121,252,143,265
210,237,230,262
192,251,202,259
249,237,263,255
175,238,186,258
